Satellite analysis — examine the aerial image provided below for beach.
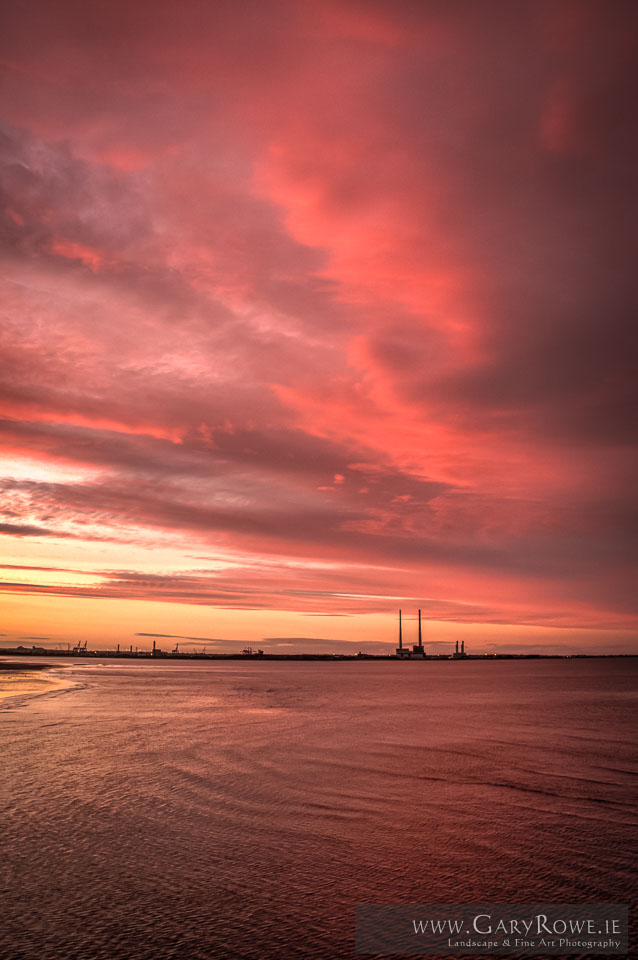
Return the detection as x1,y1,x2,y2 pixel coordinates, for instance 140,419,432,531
0,660,76,706
2,657,636,959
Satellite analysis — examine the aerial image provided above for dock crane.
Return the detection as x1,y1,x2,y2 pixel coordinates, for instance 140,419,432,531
172,643,180,655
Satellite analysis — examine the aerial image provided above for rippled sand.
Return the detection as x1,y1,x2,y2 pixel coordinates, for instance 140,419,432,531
2,658,636,960
0,664,75,704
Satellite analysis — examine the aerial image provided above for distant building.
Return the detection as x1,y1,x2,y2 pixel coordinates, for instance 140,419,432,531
395,609,427,658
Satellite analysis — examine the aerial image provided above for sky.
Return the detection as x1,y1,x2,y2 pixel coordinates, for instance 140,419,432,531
0,0,636,655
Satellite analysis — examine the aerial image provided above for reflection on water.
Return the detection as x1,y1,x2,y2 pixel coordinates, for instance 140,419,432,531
0,665,76,704
2,658,637,959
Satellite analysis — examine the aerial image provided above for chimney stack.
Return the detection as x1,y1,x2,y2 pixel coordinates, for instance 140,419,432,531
461,640,465,655
418,608,422,648
398,609,403,649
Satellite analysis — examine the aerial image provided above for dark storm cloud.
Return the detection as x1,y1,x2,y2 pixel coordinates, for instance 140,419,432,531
0,0,636,644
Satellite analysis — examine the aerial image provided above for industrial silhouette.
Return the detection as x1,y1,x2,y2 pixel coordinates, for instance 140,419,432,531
395,609,467,659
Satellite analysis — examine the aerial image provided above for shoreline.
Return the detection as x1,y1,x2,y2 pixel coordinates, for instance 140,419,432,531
0,659,76,705
0,660,56,670
2,650,637,663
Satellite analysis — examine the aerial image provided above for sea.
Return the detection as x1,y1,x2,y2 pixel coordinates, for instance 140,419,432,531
1,657,636,960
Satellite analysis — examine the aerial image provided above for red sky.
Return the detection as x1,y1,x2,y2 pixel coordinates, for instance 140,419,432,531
1,0,636,654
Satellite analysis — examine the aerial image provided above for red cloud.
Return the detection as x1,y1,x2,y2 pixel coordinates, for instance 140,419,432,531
0,0,635,648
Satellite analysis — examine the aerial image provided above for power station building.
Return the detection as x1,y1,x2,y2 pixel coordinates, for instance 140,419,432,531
395,609,426,658
395,610,468,659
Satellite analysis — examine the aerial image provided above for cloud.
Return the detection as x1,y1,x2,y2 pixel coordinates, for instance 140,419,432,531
0,521,74,537
0,0,635,648
264,637,337,643
135,633,226,645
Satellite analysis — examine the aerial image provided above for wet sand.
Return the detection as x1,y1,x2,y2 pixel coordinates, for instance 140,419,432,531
2,658,635,960
0,661,75,704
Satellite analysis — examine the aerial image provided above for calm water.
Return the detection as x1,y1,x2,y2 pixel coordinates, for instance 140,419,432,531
1,658,636,960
